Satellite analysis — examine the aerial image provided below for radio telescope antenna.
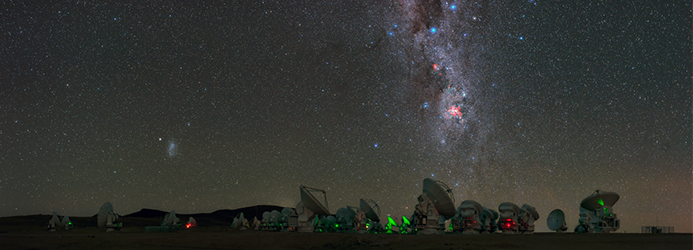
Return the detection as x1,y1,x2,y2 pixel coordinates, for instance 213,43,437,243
422,178,456,217
579,190,620,233
299,185,330,215
547,209,567,232
97,202,114,229
359,198,381,222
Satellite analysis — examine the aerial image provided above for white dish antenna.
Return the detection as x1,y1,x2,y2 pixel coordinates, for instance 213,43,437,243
580,190,619,211
336,207,357,222
97,202,114,229
547,209,567,232
359,198,381,222
521,204,540,220
422,178,456,217
187,217,197,228
50,211,60,224
459,200,483,214
61,215,73,230
271,210,282,224
164,211,180,227
48,211,60,231
498,202,520,215
281,207,295,219
299,185,330,216
295,201,305,215
482,208,499,221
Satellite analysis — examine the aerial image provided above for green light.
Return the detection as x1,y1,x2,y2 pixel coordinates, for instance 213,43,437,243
335,224,339,228
598,199,604,206
399,216,411,234
449,221,453,231
387,216,397,226
385,216,398,233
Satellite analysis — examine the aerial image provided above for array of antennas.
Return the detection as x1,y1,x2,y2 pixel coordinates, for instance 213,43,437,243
73,183,618,234
246,179,541,235
410,178,539,235
262,180,618,235
99,202,198,233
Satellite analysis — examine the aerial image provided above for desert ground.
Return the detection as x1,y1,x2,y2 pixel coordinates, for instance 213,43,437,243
1,208,690,250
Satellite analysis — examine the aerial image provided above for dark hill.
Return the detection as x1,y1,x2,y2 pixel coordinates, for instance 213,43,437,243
0,205,286,228
123,205,286,227
124,208,170,218
184,205,284,226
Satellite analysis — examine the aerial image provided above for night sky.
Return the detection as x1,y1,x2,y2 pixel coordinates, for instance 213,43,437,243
2,1,691,233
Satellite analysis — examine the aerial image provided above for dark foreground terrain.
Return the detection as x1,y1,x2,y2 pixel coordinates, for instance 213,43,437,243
2,227,690,250
0,211,690,250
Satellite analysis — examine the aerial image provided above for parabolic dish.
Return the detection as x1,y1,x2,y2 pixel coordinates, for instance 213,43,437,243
270,210,282,222
347,205,360,214
482,207,499,221
546,209,566,231
490,209,499,220
61,215,71,227
281,207,295,218
580,190,619,211
460,200,483,214
422,178,456,217
165,211,178,227
359,198,380,222
481,207,498,221
336,207,357,222
295,201,305,215
498,202,520,215
97,202,114,229
521,204,540,220
299,185,330,216
346,207,356,219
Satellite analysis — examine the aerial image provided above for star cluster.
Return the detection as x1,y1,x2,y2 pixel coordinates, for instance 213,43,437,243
1,1,690,233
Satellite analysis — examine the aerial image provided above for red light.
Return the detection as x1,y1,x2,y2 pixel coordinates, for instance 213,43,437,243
432,64,439,70
185,223,192,229
445,105,463,119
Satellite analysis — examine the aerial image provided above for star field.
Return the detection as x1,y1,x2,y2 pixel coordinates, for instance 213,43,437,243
1,1,690,233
